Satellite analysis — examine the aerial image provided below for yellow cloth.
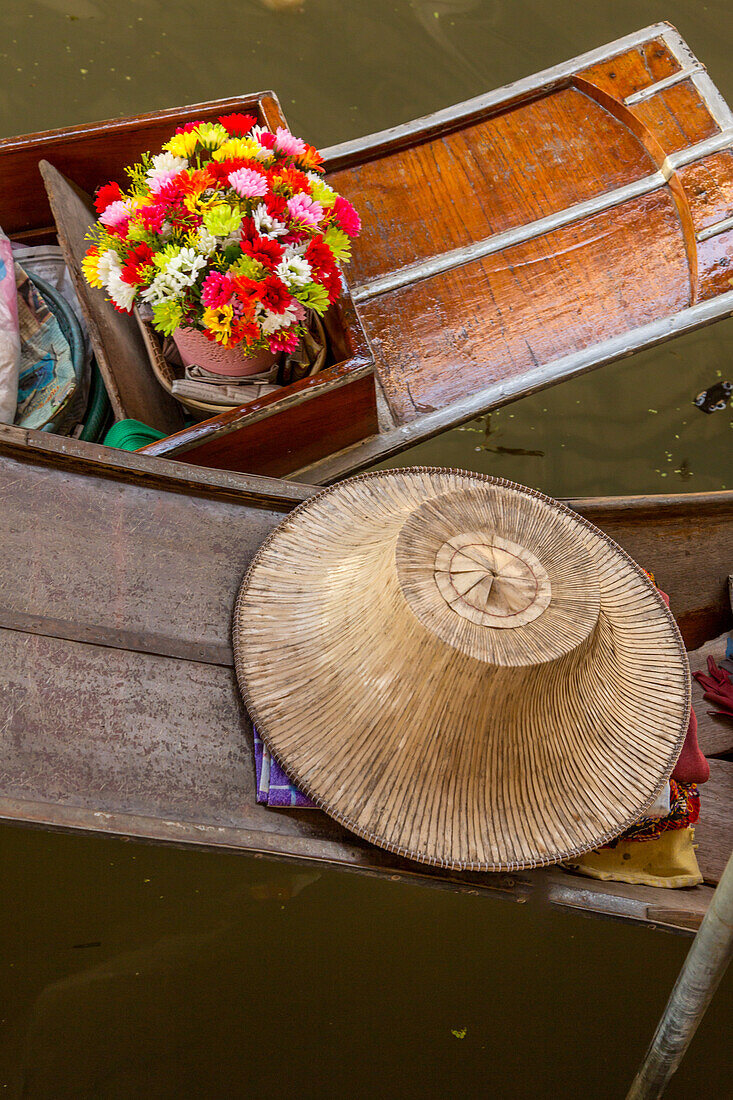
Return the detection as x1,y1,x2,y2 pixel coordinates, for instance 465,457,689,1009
564,828,702,889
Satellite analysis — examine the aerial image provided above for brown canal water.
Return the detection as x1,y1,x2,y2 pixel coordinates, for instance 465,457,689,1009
1,1,732,1095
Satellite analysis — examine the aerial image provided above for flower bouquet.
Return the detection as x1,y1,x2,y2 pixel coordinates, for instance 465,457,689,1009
82,113,361,376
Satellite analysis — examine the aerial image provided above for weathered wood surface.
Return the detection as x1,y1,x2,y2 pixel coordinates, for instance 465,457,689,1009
41,162,185,433
0,447,729,933
688,632,733,758
694,760,733,885
140,23,733,481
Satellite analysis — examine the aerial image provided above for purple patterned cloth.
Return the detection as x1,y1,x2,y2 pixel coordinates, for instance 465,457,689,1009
253,727,315,808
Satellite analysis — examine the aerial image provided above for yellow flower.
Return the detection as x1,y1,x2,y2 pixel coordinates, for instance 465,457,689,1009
81,248,103,288
195,122,228,150
212,137,267,162
202,304,234,345
164,130,199,158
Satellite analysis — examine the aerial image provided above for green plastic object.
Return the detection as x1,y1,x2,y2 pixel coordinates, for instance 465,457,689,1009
79,359,112,443
103,418,167,451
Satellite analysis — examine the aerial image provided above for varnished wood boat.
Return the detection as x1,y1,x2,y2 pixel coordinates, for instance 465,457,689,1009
2,23,732,486
1,429,730,935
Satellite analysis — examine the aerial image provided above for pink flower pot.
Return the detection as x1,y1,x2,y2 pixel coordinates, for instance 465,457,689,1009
172,325,278,377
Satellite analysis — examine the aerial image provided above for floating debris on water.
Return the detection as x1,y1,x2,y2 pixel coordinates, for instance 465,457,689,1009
694,380,732,413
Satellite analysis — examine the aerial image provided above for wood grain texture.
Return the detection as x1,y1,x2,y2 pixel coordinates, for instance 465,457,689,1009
0,451,726,927
694,759,733,884
360,189,690,424
141,369,378,476
630,80,721,154
577,38,681,100
688,632,733,758
0,94,287,237
40,162,185,433
0,453,283,663
327,85,657,286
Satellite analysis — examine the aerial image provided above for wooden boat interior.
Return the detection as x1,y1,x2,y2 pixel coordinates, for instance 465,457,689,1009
2,24,732,484
1,431,731,935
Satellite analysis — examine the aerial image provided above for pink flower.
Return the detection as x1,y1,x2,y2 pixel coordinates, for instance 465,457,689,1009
269,329,299,354
258,130,276,149
228,167,269,199
201,271,234,307
332,195,361,237
286,192,323,229
99,199,131,231
274,127,306,157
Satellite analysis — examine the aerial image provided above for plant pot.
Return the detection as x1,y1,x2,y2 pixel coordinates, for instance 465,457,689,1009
172,325,278,377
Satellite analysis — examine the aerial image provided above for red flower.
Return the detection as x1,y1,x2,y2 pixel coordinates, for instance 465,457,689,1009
239,215,257,242
242,235,284,269
260,274,292,314
305,237,336,276
332,195,361,236
230,274,261,314
219,112,257,136
258,130,276,149
298,144,323,171
263,193,287,220
271,164,310,196
175,120,204,134
94,181,123,214
120,242,154,285
232,319,261,348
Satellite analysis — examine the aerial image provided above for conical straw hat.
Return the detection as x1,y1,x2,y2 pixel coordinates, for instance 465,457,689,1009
234,468,690,871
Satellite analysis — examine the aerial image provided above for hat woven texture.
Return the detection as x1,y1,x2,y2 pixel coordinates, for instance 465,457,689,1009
234,468,691,871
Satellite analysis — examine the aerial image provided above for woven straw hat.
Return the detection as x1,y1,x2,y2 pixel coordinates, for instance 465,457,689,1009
234,468,690,871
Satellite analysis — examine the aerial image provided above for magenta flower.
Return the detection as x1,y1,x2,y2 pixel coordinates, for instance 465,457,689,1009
274,127,306,157
286,192,323,229
201,270,234,308
228,167,268,199
333,195,361,237
268,329,299,354
99,199,131,231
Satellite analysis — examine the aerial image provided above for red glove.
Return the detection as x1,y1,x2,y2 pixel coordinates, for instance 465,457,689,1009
693,655,733,721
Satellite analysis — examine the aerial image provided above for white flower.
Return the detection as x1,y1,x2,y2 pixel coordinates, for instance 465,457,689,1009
97,249,122,291
260,306,300,335
275,255,312,289
146,152,188,189
107,271,136,311
196,227,217,257
252,203,287,239
140,247,206,305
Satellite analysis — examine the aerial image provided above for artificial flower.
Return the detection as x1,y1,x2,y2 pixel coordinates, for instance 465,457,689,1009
83,116,360,351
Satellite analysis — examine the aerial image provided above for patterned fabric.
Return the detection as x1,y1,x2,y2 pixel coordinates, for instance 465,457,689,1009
14,265,76,429
253,727,315,809
606,780,700,846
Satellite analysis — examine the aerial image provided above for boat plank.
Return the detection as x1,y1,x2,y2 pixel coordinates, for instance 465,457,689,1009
327,85,656,287
358,189,689,425
0,626,714,935
0,453,284,663
629,80,720,154
577,38,681,99
694,759,733,884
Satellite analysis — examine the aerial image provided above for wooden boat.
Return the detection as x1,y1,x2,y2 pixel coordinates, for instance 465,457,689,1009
1,23,729,485
0,24,730,933
1,428,730,935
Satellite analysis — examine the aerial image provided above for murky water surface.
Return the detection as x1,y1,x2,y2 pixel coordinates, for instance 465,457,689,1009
1,1,732,1094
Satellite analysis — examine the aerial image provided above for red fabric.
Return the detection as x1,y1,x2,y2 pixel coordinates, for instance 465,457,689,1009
658,589,710,785
671,707,710,785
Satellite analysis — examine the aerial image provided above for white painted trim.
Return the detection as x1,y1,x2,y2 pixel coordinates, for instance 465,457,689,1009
697,215,733,242
350,172,666,303
623,65,703,105
321,23,674,165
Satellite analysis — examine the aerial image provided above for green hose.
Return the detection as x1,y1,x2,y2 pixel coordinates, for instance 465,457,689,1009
79,359,112,442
